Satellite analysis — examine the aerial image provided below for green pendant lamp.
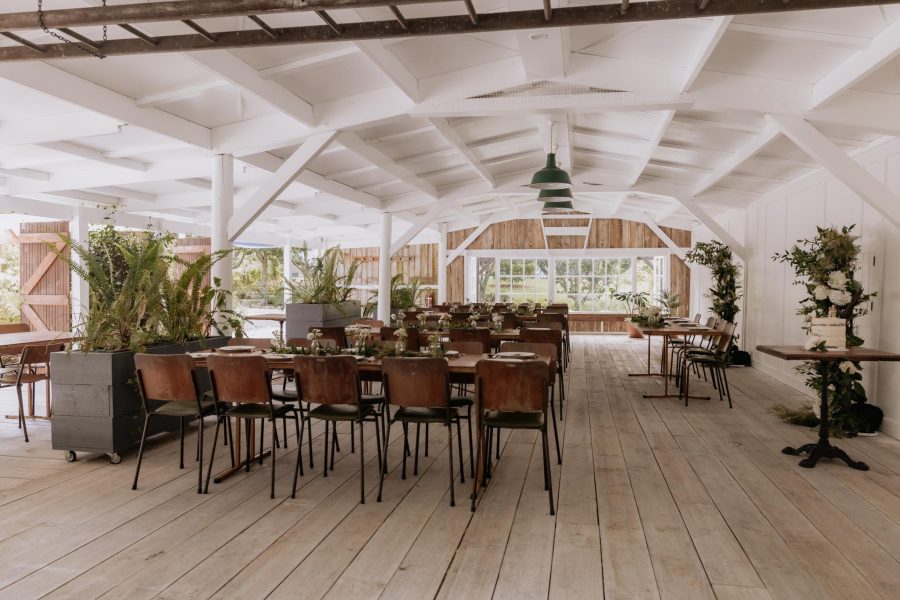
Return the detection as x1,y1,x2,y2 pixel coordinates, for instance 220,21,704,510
530,153,572,190
542,200,575,214
537,188,573,201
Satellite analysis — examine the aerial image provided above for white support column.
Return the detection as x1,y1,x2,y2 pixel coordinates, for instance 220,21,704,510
282,237,292,307
211,153,234,319
377,212,392,323
70,204,89,328
438,222,448,304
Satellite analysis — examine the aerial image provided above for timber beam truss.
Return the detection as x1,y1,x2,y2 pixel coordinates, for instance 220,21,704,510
1,0,899,61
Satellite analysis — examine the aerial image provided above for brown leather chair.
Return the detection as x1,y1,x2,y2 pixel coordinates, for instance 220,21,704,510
0,323,29,368
133,353,222,493
472,359,554,514
227,337,273,351
378,357,462,506
448,328,491,354
206,354,300,498
520,327,565,415
292,355,382,503
355,319,384,328
499,342,562,465
499,312,519,330
1,343,64,442
380,326,421,352
537,312,570,367
313,326,348,348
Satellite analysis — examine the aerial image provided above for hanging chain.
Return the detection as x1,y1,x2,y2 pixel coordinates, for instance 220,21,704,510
37,0,106,59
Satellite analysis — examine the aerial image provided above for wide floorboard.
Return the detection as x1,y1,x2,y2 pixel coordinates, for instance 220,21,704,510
2,336,900,599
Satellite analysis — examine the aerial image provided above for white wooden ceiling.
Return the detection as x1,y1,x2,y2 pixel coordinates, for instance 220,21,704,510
1,1,899,247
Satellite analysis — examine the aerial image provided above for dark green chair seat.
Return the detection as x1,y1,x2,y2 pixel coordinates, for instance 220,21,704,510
226,402,295,419
309,403,375,421
393,406,458,423
483,410,545,430
153,398,216,418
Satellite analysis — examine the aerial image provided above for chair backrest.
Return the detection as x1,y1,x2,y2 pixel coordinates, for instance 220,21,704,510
693,313,702,323
448,328,491,353
499,312,519,330
520,327,563,352
716,322,737,353
704,317,717,328
0,323,29,335
537,312,567,328
500,341,557,362
20,343,65,367
313,326,348,348
381,357,449,408
476,359,548,413
207,354,271,404
355,319,384,328
445,341,483,355
293,355,359,406
449,312,472,323
228,337,272,351
380,326,420,350
544,303,569,314
134,353,198,403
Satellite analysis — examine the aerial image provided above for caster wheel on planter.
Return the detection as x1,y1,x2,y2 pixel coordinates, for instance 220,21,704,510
65,451,77,463
109,452,122,465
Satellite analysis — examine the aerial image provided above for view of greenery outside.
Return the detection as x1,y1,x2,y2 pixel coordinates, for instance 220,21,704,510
233,246,284,309
0,243,19,324
556,258,633,311
476,257,496,303
499,258,549,304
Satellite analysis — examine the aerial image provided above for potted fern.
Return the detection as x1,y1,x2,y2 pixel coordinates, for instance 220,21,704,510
49,226,237,463
363,274,424,318
284,245,360,341
613,290,650,338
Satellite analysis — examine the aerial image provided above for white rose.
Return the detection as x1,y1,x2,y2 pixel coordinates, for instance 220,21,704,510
828,289,852,306
828,271,848,290
839,361,857,375
804,336,824,350
306,333,314,340
813,285,829,301
391,313,396,320
810,401,821,419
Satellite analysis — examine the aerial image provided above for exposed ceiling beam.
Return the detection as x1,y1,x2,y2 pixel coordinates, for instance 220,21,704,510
671,195,746,261
2,1,897,60
727,22,869,50
639,211,685,256
187,50,316,126
337,131,438,198
509,0,569,79
38,141,147,171
228,131,338,241
413,94,691,118
0,112,121,147
390,203,445,255
812,17,900,108
257,45,360,78
447,213,499,263
628,110,674,186
427,118,494,187
693,122,781,195
0,167,49,181
354,40,419,101
134,80,231,107
767,114,900,230
0,62,211,148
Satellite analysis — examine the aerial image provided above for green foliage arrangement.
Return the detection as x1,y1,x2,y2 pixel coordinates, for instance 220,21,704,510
773,225,877,436
0,243,21,323
656,289,682,315
233,247,283,307
364,274,424,317
287,245,359,306
54,225,242,352
612,290,649,316
685,240,742,323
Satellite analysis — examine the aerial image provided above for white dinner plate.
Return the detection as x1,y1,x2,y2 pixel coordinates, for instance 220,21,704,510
218,345,259,353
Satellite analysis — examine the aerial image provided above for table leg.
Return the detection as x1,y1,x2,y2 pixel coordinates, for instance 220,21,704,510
643,334,712,400
213,416,272,483
782,361,869,470
629,332,665,378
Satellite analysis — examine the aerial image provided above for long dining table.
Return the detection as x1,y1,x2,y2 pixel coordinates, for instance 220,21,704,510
0,330,73,421
189,349,552,482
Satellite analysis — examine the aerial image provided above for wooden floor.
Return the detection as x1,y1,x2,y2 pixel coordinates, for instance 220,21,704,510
2,336,900,599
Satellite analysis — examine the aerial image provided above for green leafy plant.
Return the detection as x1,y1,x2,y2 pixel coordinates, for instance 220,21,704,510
233,246,283,307
685,240,742,323
612,290,649,316
287,245,359,306
364,274,424,317
656,289,682,315
772,225,876,436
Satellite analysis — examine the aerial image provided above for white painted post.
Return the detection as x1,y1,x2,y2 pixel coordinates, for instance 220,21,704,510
437,222,448,305
282,237,292,307
211,154,234,328
70,205,90,329
377,212,392,323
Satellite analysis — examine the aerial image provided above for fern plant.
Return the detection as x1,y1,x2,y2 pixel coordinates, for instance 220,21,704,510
287,245,359,306
364,274,424,317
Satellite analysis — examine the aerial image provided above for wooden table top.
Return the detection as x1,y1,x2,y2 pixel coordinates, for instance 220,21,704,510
630,323,721,336
190,351,550,375
756,345,900,362
0,331,72,354
245,313,286,322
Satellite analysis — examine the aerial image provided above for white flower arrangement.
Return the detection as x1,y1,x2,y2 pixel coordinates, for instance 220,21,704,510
828,271,848,289
828,289,852,306
393,328,408,340
307,329,323,341
838,360,857,375
803,335,825,351
813,285,830,301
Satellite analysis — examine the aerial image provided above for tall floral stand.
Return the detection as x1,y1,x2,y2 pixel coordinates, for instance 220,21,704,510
756,345,900,471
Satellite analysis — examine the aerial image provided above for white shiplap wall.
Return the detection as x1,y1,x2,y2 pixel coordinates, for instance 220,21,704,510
695,137,900,436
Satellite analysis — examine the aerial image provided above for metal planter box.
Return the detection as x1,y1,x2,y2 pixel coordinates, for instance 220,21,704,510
285,301,359,341
50,336,229,463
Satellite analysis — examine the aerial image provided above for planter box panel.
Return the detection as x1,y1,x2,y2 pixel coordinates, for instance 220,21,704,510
51,415,114,453
285,302,359,341
51,384,110,418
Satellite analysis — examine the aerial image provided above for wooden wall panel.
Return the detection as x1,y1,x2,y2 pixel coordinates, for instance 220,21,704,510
343,244,438,306
19,221,70,332
173,236,211,286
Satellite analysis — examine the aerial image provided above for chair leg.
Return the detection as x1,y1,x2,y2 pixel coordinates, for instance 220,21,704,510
542,428,555,516
351,421,356,454
131,413,151,490
270,418,277,499
456,417,465,484
548,393,562,465
466,407,475,479
374,416,383,481
401,422,409,480
330,423,337,470
306,403,314,469
495,426,501,460
447,420,456,507
358,419,366,504
425,423,429,457
283,415,288,450
414,423,420,476
245,420,252,472
197,416,204,494
378,419,392,502
323,421,330,478
259,419,266,466
471,422,485,512
720,365,733,408
204,416,222,494
179,417,185,469
16,385,28,443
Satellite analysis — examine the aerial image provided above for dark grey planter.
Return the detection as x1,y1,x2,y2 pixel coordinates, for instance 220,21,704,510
50,336,229,463
285,301,359,341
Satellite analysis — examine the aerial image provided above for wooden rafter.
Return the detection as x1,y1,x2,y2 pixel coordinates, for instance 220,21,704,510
2,0,899,61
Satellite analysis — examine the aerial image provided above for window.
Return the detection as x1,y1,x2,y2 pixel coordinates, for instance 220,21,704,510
476,258,550,304
555,258,634,311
